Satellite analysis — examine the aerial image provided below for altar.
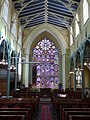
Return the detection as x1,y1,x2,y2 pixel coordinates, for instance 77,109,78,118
40,88,51,97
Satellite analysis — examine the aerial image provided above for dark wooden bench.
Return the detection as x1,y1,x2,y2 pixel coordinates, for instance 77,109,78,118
65,111,90,120
0,98,39,120
62,108,90,120
0,115,26,120
0,111,29,120
0,97,39,112
0,108,32,120
52,96,90,119
51,90,82,99
68,115,90,120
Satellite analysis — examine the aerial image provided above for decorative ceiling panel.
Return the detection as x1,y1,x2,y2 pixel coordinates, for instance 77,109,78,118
12,0,80,29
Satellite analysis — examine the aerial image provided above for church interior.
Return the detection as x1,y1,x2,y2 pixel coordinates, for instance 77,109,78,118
0,0,90,120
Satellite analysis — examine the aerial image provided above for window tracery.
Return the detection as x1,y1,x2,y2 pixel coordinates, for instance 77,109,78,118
32,38,59,88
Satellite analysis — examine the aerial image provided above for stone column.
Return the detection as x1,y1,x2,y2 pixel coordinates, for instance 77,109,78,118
81,58,84,99
7,42,11,97
15,51,18,91
29,55,32,85
22,53,29,87
62,54,66,91
81,44,85,99
73,56,76,92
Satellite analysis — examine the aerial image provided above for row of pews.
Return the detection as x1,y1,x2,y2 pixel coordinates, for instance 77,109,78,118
52,90,90,120
0,96,39,120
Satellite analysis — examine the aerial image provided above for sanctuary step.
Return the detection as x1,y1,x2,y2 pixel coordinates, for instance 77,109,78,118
40,97,51,103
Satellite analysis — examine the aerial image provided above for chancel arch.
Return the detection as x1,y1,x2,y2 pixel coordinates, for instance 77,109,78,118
23,24,68,90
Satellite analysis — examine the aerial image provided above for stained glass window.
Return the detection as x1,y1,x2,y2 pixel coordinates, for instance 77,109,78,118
70,26,73,46
1,0,9,24
76,68,82,88
75,13,80,37
83,0,89,24
32,38,59,89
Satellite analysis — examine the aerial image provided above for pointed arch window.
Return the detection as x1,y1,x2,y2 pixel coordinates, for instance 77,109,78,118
70,26,73,46
76,68,82,88
32,38,59,89
11,18,17,37
75,13,80,37
1,0,9,23
83,0,89,24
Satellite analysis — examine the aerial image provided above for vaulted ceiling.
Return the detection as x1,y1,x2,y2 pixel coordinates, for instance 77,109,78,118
12,0,80,30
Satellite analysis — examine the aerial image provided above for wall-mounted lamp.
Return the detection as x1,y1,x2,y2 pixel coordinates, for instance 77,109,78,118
10,65,16,70
75,68,84,71
0,59,8,65
69,71,74,75
84,62,90,66
69,67,84,75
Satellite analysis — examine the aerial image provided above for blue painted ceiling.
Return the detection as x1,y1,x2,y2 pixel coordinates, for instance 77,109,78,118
12,0,80,29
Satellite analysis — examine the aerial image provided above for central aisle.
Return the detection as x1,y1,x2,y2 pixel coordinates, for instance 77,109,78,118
41,104,52,120
33,97,59,120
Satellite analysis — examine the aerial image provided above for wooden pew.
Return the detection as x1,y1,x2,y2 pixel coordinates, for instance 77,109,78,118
65,111,90,120
0,97,39,111
60,101,90,119
51,90,82,99
0,108,32,120
62,108,90,120
19,88,40,100
0,111,28,120
0,115,26,120
52,96,90,119
0,97,39,120
52,97,81,118
68,115,90,120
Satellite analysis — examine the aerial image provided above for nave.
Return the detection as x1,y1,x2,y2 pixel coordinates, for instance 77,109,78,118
0,0,90,119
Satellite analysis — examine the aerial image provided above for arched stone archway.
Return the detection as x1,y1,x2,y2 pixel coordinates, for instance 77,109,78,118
23,23,68,90
23,23,68,54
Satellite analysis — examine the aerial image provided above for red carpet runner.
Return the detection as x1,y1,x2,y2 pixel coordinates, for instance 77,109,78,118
41,104,51,120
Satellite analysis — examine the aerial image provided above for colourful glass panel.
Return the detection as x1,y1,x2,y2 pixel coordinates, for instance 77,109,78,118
32,38,59,88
